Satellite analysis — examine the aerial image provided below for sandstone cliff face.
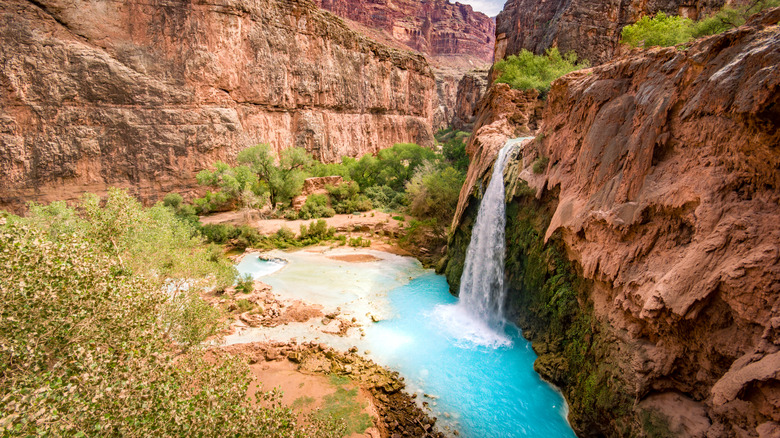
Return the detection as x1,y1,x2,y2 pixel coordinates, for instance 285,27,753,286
0,0,436,212
449,10,780,436
450,67,490,130
313,0,495,66
495,0,729,64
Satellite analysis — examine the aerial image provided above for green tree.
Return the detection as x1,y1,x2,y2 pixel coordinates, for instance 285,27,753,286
493,48,589,95
238,144,314,209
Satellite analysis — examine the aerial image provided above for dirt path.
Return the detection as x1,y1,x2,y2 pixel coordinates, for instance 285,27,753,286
249,360,380,438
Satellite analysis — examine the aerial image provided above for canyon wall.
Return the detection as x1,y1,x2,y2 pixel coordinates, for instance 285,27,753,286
447,9,780,437
313,0,495,67
450,67,490,130
495,0,730,64
0,0,437,212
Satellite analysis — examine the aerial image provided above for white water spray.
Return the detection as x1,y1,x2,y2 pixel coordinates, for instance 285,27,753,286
457,138,527,330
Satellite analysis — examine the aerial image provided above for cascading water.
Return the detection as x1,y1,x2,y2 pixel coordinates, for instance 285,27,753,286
457,138,527,329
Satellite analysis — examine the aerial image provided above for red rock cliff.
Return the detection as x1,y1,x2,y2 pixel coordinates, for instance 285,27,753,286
0,0,437,211
450,9,780,436
495,0,730,64
313,0,495,66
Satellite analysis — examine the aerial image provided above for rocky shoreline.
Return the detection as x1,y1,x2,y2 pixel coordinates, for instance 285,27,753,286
217,341,447,438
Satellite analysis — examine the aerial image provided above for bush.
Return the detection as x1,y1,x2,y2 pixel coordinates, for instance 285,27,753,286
406,162,465,224
0,192,344,437
200,223,238,244
299,194,336,219
328,182,373,214
494,48,589,94
620,12,694,48
236,273,255,294
348,236,371,247
621,2,780,48
300,219,336,243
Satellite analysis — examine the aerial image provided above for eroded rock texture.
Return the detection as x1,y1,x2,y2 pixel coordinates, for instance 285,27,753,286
0,0,436,211
449,10,780,437
451,67,490,130
495,0,729,64
313,0,495,66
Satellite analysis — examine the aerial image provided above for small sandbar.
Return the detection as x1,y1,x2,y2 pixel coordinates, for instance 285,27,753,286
327,254,381,263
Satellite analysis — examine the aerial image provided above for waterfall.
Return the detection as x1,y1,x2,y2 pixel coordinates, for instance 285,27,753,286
457,138,525,330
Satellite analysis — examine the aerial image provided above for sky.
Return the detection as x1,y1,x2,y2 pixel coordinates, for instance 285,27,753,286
457,0,506,17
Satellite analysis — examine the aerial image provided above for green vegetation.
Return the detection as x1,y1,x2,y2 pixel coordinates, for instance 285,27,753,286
493,48,589,94
621,1,780,48
436,127,471,172
532,156,550,174
0,189,343,437
348,236,371,247
316,377,372,435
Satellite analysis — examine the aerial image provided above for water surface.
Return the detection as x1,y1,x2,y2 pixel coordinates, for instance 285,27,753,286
230,249,575,438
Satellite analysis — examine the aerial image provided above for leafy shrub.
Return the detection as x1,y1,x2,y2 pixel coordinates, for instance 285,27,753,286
364,185,405,211
163,192,184,209
533,156,550,174
348,236,371,247
442,131,471,172
299,194,336,219
406,162,465,224
620,12,694,48
200,223,239,244
300,219,336,242
0,191,343,437
236,298,255,312
494,48,589,94
621,2,780,48
236,273,255,294
327,182,373,214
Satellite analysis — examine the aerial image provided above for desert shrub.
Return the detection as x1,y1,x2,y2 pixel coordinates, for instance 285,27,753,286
364,185,406,211
163,192,184,209
327,182,373,214
494,48,589,94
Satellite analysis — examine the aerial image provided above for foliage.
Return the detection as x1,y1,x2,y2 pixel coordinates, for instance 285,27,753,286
299,220,336,243
238,144,314,208
0,191,343,437
236,273,255,294
298,194,336,220
493,48,589,94
621,2,780,48
406,162,465,224
314,386,372,435
533,156,550,174
196,161,268,214
348,236,371,247
327,182,373,214
441,131,471,172
364,185,407,211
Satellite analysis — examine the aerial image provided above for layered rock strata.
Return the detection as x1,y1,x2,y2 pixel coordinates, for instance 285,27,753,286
313,0,495,66
450,67,490,130
495,0,730,64
0,0,436,212
447,10,780,437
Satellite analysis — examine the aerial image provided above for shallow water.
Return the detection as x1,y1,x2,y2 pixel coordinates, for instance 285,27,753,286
229,248,575,438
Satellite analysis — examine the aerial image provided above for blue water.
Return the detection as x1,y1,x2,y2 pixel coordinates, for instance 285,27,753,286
232,253,575,438
364,273,576,438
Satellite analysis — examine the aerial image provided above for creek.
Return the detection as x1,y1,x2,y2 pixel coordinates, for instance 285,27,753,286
227,248,575,437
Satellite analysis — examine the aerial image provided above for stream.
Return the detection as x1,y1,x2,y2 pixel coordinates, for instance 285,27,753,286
227,248,576,438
